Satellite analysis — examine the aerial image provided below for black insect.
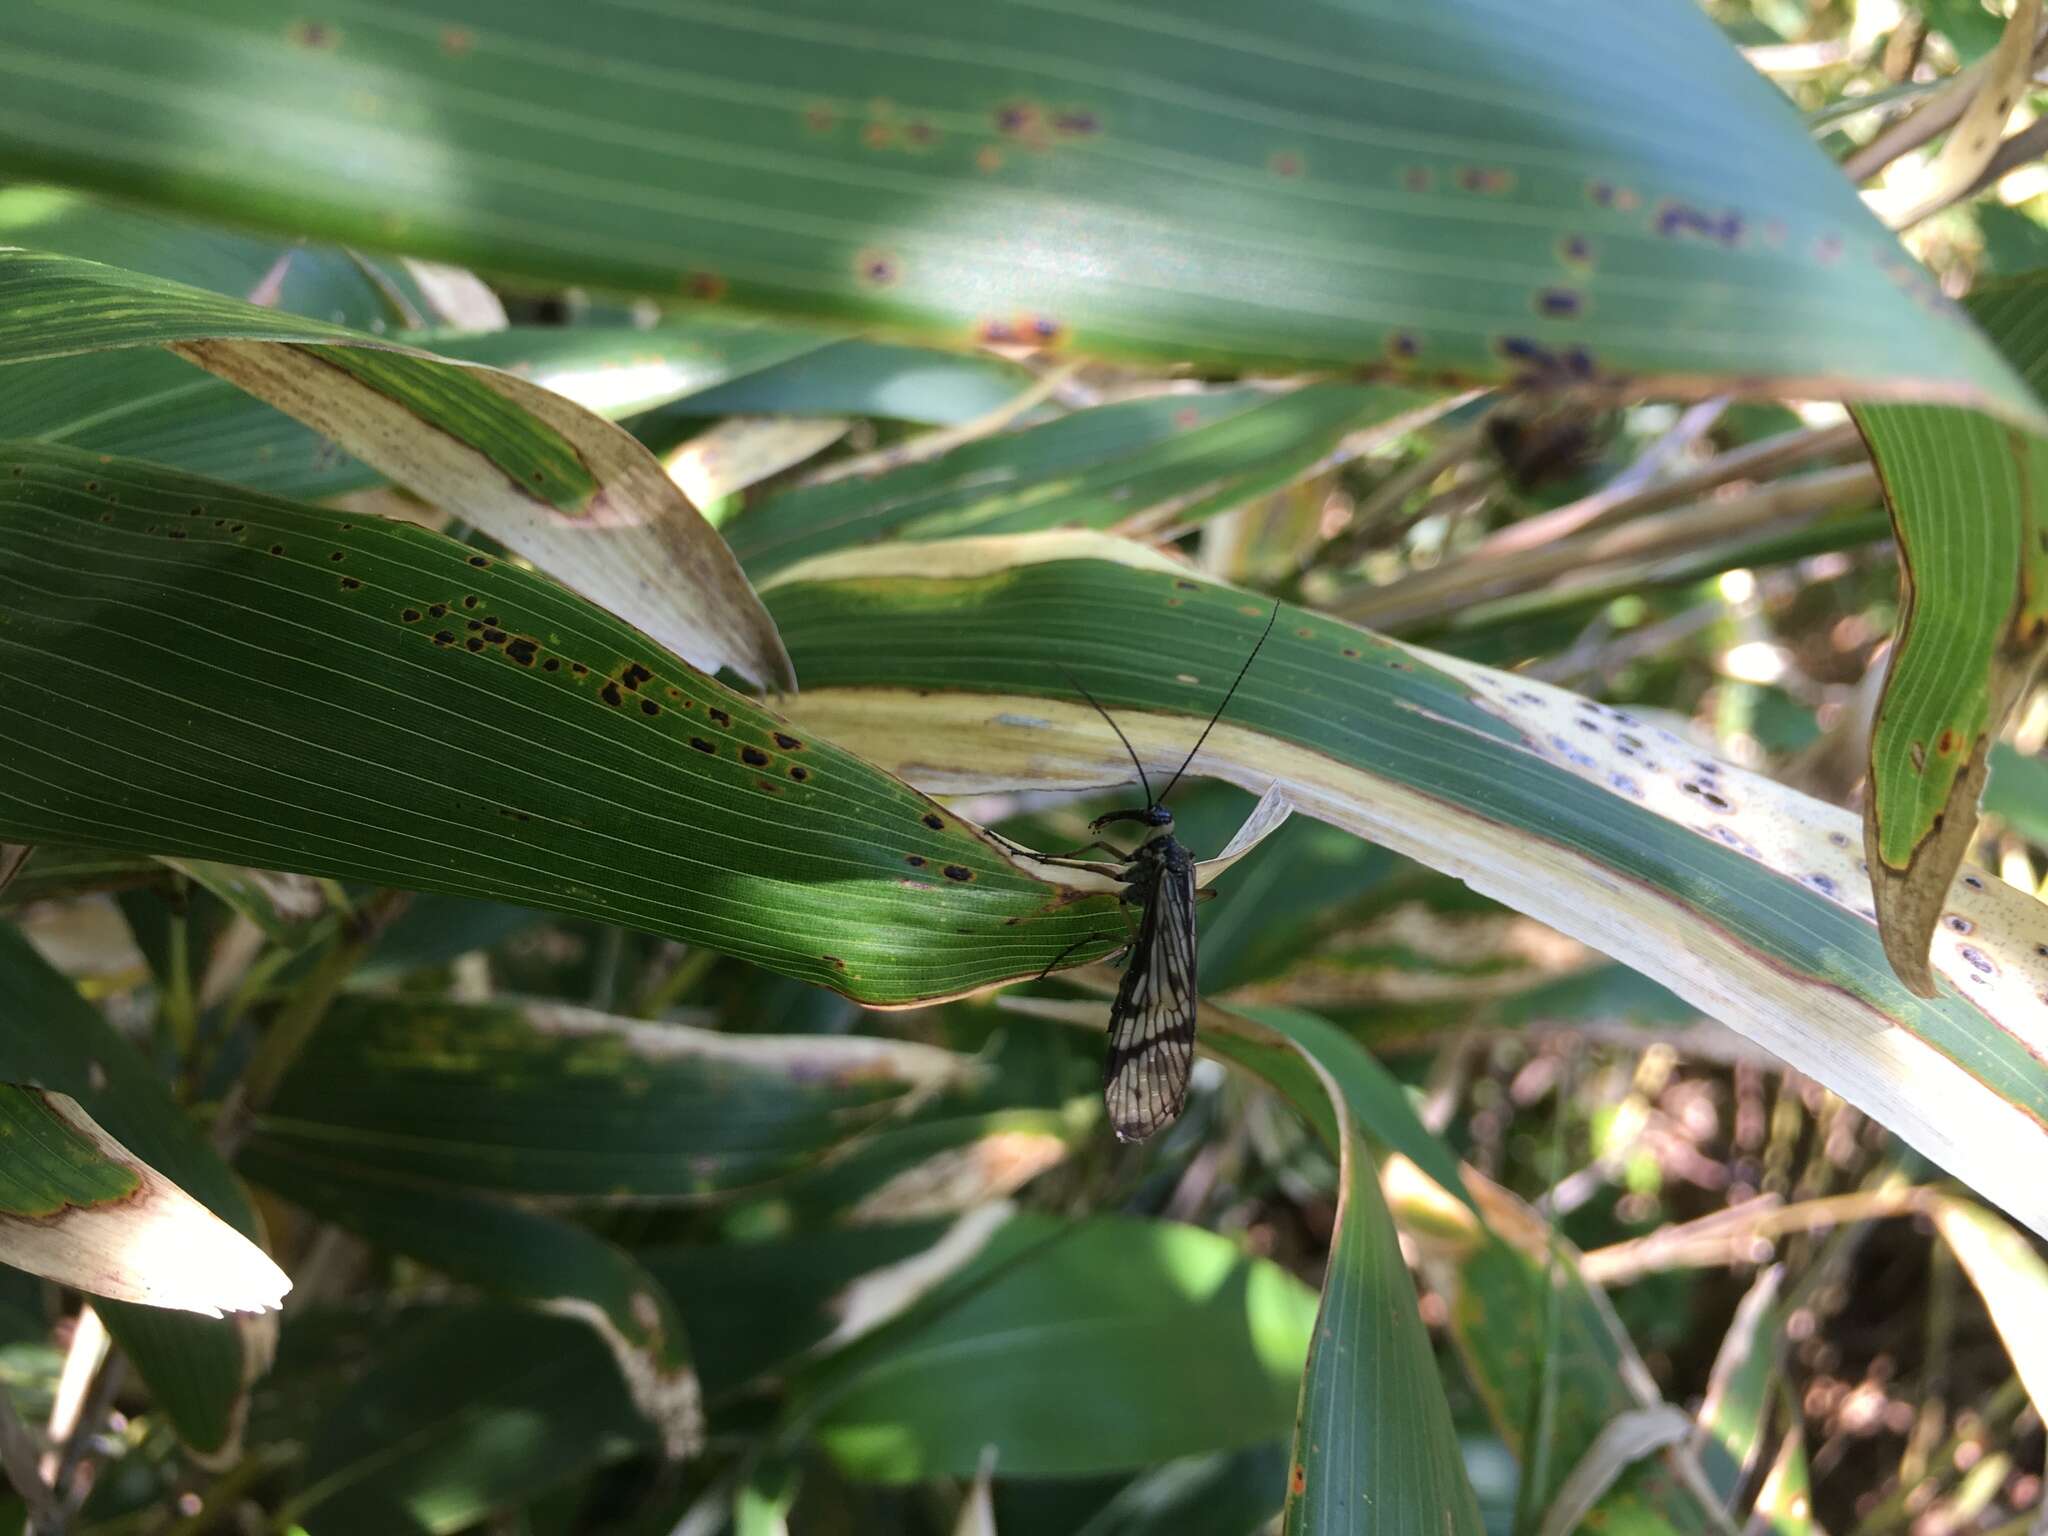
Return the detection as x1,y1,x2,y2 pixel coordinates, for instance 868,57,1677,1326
1039,603,1279,1143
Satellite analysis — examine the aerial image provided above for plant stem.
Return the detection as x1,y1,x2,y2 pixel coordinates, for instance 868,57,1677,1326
220,889,408,1150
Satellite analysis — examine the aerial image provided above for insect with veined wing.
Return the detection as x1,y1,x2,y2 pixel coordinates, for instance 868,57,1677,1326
1035,602,1280,1143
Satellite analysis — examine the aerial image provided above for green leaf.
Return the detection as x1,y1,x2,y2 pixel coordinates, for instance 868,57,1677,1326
0,922,275,1459
0,247,791,688
797,1212,1316,1480
1986,741,2048,845
760,532,2048,1240
726,385,1428,580
0,179,442,328
239,1139,702,1458
1070,1445,1289,1536
643,1218,961,1397
0,443,1126,1003
0,1083,288,1317
1385,1173,1723,1534
1224,1002,1472,1213
0,322,1019,503
0,0,2036,420
1246,1030,1480,1533
290,1304,650,1536
1851,273,2048,993
252,993,977,1201
1692,1265,1783,1504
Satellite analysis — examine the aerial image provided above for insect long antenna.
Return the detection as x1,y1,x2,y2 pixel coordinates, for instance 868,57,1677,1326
1158,601,1280,806
1060,666,1154,806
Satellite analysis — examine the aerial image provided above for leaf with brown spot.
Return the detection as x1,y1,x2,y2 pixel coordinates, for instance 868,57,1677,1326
0,248,793,690
1853,272,2048,995
760,530,2048,1241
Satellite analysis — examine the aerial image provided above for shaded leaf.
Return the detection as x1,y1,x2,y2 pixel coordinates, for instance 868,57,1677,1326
240,1139,701,1458
0,444,1127,1004
0,248,791,688
255,994,977,1202
796,1213,1316,1480
0,0,2037,417
292,1304,650,1536
726,386,1428,581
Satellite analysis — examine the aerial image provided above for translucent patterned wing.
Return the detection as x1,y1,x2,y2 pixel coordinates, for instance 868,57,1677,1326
1101,853,1199,1142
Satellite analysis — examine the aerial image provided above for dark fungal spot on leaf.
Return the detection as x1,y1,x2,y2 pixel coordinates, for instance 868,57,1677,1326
788,763,809,781
708,707,731,727
943,864,974,881
922,812,944,830
906,854,927,868
466,637,485,652
741,746,769,766
1387,331,1420,360
429,603,447,618
621,662,653,691
329,550,344,562
85,481,99,492
856,249,900,286
822,954,846,970
506,638,539,666
499,807,530,822
401,608,422,623
689,737,714,753
755,777,781,793
1342,646,1360,658
467,620,482,632
468,555,490,568
482,614,500,626
1535,287,1584,318
542,657,560,672
773,731,802,750
269,544,285,555
1944,913,1973,934
340,576,361,590
433,630,455,646
482,627,507,644
641,698,661,716
1455,165,1513,194
572,663,589,676
169,529,186,540
463,596,478,609
600,681,623,707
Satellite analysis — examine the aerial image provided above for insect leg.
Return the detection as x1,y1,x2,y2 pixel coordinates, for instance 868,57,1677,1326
1035,838,1133,862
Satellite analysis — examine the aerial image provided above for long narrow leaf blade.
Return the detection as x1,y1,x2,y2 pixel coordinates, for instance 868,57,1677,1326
0,444,1123,1002
0,0,2035,419
758,531,2048,1239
